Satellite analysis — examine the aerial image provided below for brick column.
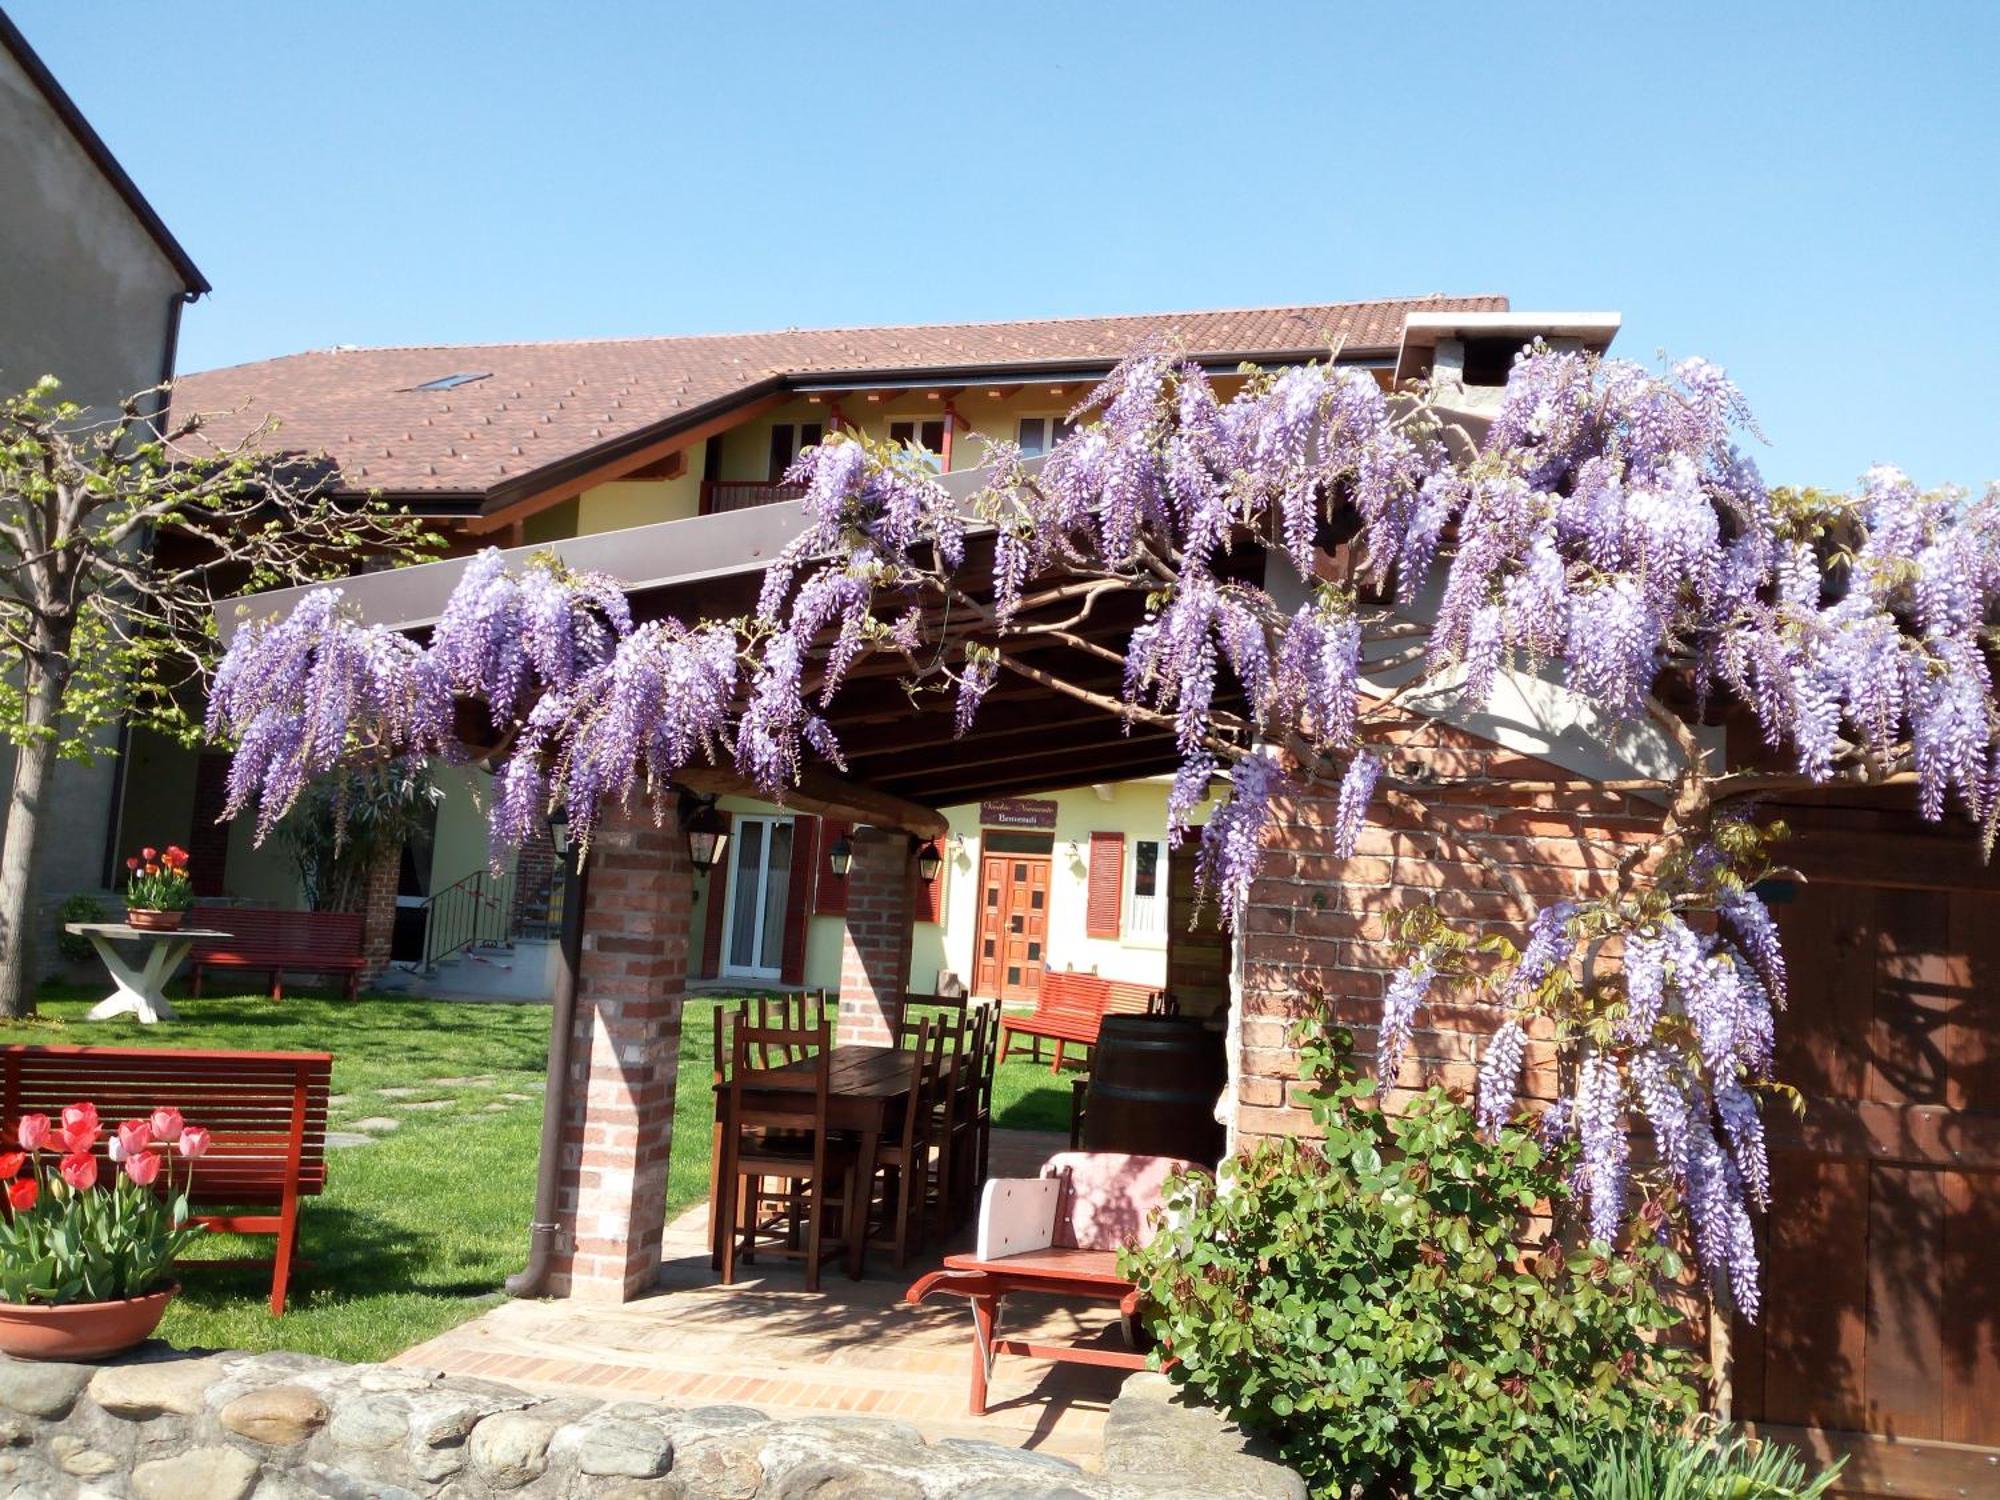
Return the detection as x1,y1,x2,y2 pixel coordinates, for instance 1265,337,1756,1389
836,825,914,1045
357,844,400,984
547,803,691,1302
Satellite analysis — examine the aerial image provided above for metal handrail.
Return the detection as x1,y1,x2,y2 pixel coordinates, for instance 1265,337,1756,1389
420,867,517,972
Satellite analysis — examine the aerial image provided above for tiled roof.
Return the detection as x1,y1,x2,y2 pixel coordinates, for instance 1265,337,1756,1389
173,295,1507,507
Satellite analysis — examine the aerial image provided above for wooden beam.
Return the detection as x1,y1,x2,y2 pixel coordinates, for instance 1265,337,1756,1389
463,391,789,535
674,764,947,841
886,735,1177,802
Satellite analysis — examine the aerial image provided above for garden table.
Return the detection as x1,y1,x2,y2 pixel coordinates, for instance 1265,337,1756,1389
65,922,230,1025
713,1043,916,1278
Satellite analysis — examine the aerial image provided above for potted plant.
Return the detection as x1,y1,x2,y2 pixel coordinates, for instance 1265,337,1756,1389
0,1103,209,1359
123,845,192,930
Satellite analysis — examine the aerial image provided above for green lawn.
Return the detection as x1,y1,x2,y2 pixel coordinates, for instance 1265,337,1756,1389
1,986,1074,1362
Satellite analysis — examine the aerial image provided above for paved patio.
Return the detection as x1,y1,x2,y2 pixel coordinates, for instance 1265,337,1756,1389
394,1129,1136,1464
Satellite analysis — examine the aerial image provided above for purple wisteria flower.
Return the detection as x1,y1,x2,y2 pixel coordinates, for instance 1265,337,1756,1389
1375,955,1435,1085
1475,1019,1529,1136
1330,751,1380,859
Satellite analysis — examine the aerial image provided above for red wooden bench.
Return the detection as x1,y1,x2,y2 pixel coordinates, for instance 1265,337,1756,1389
906,1150,1201,1414
0,1044,333,1315
996,970,1161,1073
189,904,367,1001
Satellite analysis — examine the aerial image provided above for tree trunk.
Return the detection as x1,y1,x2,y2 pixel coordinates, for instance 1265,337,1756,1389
0,665,65,1019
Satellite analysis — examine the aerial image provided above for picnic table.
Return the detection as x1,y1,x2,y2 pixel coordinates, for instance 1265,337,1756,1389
65,921,231,1025
713,1043,917,1278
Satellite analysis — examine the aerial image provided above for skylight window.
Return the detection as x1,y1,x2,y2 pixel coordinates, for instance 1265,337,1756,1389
412,371,491,391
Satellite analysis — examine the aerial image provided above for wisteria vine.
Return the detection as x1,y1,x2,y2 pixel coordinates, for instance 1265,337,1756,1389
206,341,2000,1319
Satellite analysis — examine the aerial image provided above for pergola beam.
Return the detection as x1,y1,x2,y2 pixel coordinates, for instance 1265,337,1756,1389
673,764,948,841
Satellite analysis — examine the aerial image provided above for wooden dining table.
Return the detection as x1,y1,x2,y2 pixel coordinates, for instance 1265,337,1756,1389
712,1042,915,1279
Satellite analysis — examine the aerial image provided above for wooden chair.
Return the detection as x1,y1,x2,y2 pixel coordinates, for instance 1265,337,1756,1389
0,1044,332,1315
866,1018,942,1272
748,990,828,1065
718,1020,859,1292
932,1002,992,1233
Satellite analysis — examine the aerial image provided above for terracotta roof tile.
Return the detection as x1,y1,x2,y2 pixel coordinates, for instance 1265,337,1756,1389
173,294,1506,505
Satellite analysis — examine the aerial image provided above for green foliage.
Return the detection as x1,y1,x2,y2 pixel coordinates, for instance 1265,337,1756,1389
278,759,440,912
0,1164,202,1305
1122,1025,1700,1498
54,894,106,962
1562,1420,1841,1499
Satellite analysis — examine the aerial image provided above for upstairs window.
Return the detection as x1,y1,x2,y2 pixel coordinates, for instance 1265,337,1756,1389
888,418,947,470
1015,416,1074,456
768,422,825,481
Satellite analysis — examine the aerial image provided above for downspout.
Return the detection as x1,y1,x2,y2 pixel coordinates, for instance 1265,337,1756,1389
506,833,587,1297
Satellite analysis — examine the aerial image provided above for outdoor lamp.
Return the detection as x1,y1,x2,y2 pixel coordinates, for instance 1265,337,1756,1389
547,806,571,858
916,841,943,881
828,834,854,878
681,800,728,875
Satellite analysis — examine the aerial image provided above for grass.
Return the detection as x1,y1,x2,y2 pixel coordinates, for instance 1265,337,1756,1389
0,986,1075,1363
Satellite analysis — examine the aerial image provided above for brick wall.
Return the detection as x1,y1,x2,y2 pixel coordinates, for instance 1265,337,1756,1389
836,825,914,1045
1234,719,1662,1142
546,803,692,1302
357,844,400,984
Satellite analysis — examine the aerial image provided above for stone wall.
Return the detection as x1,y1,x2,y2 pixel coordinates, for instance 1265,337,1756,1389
0,1346,1303,1499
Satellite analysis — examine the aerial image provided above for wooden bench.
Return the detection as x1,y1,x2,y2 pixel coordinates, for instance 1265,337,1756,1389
996,971,1161,1073
0,1044,333,1315
189,905,367,1001
906,1151,1200,1414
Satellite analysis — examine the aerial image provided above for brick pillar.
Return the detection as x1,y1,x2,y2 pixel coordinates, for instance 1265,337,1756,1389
547,802,691,1302
836,825,913,1045
358,843,400,983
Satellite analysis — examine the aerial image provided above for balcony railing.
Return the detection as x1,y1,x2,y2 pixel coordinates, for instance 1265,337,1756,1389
700,480,806,514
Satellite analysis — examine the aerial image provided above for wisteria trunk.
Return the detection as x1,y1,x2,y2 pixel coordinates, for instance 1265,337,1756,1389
0,662,64,1019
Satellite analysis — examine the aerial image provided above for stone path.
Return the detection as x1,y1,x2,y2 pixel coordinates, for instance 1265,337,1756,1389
397,1129,1133,1465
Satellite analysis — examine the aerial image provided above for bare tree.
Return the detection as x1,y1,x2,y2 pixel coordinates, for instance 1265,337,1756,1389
0,376,436,1016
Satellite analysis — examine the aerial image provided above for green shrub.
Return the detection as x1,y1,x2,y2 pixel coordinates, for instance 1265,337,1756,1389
1122,1025,1700,1497
1562,1421,1840,1498
55,893,106,963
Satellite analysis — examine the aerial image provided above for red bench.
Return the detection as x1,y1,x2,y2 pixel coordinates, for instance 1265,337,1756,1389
996,970,1161,1073
189,905,367,1001
0,1044,333,1315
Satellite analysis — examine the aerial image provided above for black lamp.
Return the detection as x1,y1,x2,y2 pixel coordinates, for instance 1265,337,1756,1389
681,799,728,875
827,834,854,879
916,841,943,881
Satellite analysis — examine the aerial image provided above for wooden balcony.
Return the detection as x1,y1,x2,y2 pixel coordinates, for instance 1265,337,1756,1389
700,479,805,514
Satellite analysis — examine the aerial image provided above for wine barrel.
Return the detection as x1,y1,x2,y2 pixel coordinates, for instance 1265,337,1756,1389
1080,1014,1227,1165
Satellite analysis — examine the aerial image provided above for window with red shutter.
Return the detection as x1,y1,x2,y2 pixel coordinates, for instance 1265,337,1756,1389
915,854,945,924
1086,832,1124,939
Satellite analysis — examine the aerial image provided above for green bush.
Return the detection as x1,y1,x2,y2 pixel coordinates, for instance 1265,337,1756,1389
1122,1025,1700,1497
55,893,106,963
1562,1421,1840,1498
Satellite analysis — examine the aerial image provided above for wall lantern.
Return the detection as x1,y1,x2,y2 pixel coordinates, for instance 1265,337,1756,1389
916,841,943,882
680,797,728,876
827,834,854,879
547,806,571,858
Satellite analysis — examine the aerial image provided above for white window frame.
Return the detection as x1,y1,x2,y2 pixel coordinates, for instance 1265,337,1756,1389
1125,836,1166,947
1014,414,1074,457
720,814,795,980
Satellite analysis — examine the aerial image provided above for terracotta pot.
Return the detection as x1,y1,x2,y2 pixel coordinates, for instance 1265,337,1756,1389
0,1283,177,1360
125,908,185,932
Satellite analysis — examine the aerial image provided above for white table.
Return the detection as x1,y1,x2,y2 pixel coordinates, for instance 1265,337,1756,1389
65,922,229,1025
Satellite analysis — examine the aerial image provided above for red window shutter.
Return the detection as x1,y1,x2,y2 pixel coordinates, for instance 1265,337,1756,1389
696,810,734,979
779,815,819,985
815,819,851,916
1086,832,1124,939
915,853,945,924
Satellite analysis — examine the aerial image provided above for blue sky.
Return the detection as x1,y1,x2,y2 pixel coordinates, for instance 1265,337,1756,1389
13,1,1997,489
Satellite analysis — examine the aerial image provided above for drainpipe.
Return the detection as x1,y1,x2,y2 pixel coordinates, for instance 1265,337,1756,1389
506,832,587,1298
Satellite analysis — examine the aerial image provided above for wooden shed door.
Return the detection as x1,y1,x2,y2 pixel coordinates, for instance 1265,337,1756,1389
1735,869,2000,1495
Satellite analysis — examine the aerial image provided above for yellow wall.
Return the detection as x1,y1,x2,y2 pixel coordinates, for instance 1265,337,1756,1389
574,472,702,534
428,761,509,893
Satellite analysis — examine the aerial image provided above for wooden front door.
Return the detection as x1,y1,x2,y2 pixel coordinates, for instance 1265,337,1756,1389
1733,810,2000,1497
974,853,1050,1002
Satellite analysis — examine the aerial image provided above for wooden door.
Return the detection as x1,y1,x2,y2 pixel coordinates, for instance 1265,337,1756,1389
973,853,1050,1002
1734,817,2000,1497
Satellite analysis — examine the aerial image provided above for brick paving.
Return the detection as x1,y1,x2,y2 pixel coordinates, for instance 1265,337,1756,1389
395,1129,1134,1463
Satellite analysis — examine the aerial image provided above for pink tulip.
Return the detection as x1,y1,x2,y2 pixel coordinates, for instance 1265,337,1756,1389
59,1103,99,1153
116,1121,152,1160
123,1151,161,1187
16,1115,49,1152
58,1152,97,1192
148,1107,183,1144
177,1126,211,1160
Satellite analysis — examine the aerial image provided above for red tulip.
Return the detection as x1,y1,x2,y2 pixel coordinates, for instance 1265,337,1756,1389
0,1152,22,1181
16,1115,49,1152
7,1178,36,1212
59,1103,98,1153
116,1121,152,1160
144,863,160,877
126,857,140,871
177,1126,211,1160
58,1152,97,1192
123,1151,161,1187
148,1107,183,1143
141,847,157,861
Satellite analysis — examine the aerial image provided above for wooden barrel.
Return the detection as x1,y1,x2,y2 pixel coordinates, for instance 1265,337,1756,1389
1081,1014,1227,1165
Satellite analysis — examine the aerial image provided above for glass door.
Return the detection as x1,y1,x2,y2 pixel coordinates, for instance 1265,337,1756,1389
722,816,794,980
